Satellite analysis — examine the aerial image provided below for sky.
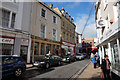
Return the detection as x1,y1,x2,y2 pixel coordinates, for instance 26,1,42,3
45,2,97,39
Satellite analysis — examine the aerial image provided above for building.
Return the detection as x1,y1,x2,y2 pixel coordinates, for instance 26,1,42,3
82,38,98,54
54,8,76,57
30,2,61,62
75,32,82,54
95,0,120,78
0,1,32,63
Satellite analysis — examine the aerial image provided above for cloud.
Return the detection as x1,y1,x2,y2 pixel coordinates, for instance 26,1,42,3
75,14,97,39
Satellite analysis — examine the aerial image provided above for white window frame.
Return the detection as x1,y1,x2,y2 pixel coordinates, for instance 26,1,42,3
1,7,17,29
41,8,47,19
52,29,57,41
53,15,57,24
40,24,46,38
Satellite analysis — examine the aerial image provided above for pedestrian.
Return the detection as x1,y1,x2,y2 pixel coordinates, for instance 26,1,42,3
90,53,97,68
95,52,100,67
101,55,111,80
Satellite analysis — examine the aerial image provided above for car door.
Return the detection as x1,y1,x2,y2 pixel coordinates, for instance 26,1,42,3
2,57,14,76
49,55,56,65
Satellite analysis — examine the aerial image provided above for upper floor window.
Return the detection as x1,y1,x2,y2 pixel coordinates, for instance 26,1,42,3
2,9,10,28
2,9,16,28
63,32,65,40
63,21,65,27
53,29,57,41
41,8,46,18
40,24,45,38
53,16,56,24
11,13,16,28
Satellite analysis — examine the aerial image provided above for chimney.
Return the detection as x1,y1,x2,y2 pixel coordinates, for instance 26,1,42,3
48,4,53,8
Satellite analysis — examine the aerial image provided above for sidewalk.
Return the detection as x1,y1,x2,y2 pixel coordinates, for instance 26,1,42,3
26,64,33,69
78,62,101,80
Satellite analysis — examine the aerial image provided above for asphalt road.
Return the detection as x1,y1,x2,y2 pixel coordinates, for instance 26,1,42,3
3,59,90,80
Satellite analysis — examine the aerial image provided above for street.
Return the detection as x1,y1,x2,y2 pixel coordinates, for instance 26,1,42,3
4,59,90,80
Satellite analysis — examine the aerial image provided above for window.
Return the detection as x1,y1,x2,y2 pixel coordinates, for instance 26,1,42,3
41,8,46,18
11,13,16,28
40,24,45,38
41,43,44,55
63,21,65,27
2,9,10,28
53,29,57,41
63,32,65,40
90,42,92,45
34,42,39,55
70,35,71,42
53,45,55,53
111,40,120,70
66,24,68,29
46,44,51,54
66,34,68,41
53,16,56,23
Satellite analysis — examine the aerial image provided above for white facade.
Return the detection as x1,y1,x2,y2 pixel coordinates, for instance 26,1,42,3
95,1,120,77
0,2,32,63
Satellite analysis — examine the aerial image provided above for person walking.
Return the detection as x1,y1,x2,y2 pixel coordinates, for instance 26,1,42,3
101,55,111,80
90,53,97,68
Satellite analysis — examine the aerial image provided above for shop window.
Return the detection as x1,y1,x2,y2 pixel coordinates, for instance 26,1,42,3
41,43,44,55
53,45,55,53
34,42,39,55
20,46,28,62
111,40,120,70
2,44,14,55
46,44,51,54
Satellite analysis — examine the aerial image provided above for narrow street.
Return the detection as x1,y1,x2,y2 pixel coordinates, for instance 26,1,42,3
27,59,90,79
4,59,90,80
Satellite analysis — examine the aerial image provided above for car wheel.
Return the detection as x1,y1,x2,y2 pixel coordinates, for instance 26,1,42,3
46,63,50,69
58,61,61,65
14,68,22,77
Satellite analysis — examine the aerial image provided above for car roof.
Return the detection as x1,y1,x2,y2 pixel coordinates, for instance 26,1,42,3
0,55,19,57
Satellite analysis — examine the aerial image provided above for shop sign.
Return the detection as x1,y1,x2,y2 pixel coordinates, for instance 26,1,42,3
62,41,75,47
100,20,120,42
21,39,29,46
0,38,14,44
96,19,106,28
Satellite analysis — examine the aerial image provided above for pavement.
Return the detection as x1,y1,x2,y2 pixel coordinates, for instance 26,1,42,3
26,64,33,69
77,62,101,80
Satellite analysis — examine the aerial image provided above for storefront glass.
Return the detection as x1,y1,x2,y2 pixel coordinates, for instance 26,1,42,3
41,43,44,55
53,45,55,53
46,44,51,54
20,46,28,62
34,42,39,55
2,44,14,55
111,40,120,70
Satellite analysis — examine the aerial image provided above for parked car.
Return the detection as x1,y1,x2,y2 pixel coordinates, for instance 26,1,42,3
75,53,82,60
33,55,62,69
1,55,26,78
83,53,87,58
62,54,76,63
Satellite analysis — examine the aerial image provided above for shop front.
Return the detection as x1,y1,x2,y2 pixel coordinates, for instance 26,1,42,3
20,38,29,62
31,37,60,62
60,40,75,57
0,36,14,55
97,20,120,77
